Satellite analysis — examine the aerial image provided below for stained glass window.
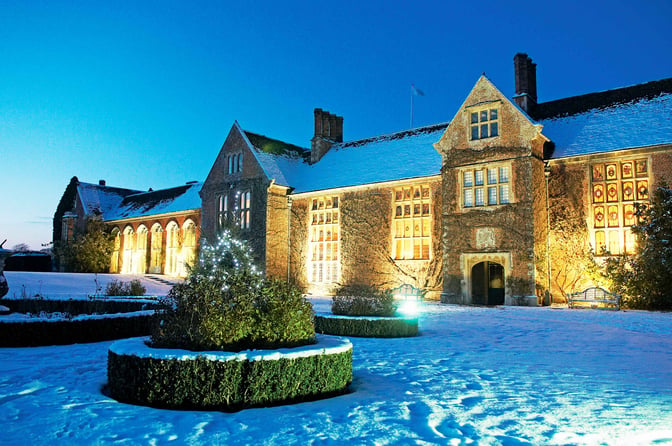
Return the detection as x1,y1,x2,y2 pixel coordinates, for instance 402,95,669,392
591,158,649,255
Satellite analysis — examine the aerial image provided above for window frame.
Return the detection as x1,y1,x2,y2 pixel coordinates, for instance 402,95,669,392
392,184,432,260
590,157,650,256
308,195,341,284
469,106,500,141
461,163,512,209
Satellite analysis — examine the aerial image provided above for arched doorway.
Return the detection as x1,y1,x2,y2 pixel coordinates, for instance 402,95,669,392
471,261,505,305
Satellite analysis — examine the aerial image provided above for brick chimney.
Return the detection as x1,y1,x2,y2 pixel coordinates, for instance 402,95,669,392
311,108,343,164
98,179,106,186
513,53,537,113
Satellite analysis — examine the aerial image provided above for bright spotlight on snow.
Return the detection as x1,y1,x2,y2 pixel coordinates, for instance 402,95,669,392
397,299,420,317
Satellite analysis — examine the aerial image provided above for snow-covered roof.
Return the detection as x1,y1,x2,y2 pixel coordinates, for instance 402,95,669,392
541,93,672,158
242,129,308,188
284,124,447,194
77,182,140,220
105,182,202,221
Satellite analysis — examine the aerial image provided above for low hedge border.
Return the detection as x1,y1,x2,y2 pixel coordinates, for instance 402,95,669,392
0,298,158,316
107,335,353,411
0,311,156,347
314,314,419,338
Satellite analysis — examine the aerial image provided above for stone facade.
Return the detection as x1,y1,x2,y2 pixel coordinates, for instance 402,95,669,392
436,76,548,305
57,54,672,305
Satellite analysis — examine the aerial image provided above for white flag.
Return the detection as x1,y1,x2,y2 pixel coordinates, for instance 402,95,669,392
411,85,425,96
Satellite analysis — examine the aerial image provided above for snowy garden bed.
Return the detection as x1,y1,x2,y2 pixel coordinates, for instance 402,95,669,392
107,335,353,411
314,313,419,337
0,297,158,347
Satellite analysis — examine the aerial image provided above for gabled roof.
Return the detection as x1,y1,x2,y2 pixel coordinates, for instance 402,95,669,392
537,79,672,158
77,182,140,220
239,126,309,188
105,182,202,221
286,123,447,194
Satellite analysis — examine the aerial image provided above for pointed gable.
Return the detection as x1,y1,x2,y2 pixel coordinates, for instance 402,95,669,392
435,76,547,158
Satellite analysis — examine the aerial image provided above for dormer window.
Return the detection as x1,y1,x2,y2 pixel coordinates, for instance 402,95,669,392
470,108,499,140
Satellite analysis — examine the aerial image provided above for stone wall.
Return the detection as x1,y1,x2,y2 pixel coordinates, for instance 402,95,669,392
286,179,443,298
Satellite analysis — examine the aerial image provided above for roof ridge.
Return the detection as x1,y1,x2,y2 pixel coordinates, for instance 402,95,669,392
534,77,672,120
338,122,449,149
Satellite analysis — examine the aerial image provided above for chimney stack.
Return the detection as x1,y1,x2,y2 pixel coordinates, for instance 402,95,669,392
513,53,537,113
311,108,343,164
99,179,106,186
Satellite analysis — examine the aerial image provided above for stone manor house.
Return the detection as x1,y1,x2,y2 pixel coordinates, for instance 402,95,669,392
55,54,672,305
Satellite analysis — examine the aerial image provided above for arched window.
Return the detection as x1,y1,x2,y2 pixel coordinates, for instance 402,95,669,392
149,223,163,274
135,225,148,274
165,221,180,276
182,219,197,275
121,226,134,274
110,228,121,273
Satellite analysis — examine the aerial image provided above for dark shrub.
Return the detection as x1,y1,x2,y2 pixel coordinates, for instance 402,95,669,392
332,284,397,317
105,279,147,296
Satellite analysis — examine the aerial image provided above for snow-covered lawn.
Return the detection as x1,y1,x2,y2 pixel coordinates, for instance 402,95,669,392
1,272,672,445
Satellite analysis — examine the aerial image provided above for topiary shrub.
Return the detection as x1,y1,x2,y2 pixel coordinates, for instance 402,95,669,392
151,230,315,352
332,284,397,317
314,314,418,338
105,279,147,296
107,335,352,411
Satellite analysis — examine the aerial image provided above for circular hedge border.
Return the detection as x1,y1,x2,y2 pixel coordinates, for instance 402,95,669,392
314,314,419,338
0,298,158,347
107,335,353,411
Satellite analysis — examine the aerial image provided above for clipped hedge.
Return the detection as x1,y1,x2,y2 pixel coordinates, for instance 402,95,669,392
314,314,418,338
107,335,352,411
0,312,155,347
0,298,157,316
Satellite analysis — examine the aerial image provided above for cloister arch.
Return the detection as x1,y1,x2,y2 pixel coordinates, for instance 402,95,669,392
110,227,121,273
165,221,180,276
182,219,197,274
121,226,135,274
134,225,149,274
149,223,163,274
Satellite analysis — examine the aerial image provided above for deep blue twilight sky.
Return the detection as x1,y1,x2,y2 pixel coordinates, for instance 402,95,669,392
1,1,671,250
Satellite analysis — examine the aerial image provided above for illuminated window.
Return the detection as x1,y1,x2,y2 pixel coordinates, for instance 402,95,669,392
393,185,431,260
591,158,649,255
239,191,251,229
462,165,510,208
135,225,148,274
309,196,340,284
165,222,179,276
470,108,499,140
149,224,162,273
217,194,228,229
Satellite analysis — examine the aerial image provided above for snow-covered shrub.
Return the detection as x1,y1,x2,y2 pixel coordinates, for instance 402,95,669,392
105,279,146,296
604,185,672,310
108,336,352,411
314,314,418,338
152,230,314,351
331,284,397,317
